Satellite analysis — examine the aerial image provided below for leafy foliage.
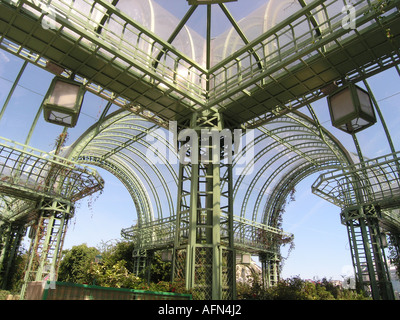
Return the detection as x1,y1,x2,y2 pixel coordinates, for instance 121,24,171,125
57,241,189,294
236,274,370,300
0,246,28,294
58,244,100,284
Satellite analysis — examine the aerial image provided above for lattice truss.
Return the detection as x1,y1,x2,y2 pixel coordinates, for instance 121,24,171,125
0,0,399,126
0,0,399,299
312,152,400,232
0,137,104,224
79,108,351,254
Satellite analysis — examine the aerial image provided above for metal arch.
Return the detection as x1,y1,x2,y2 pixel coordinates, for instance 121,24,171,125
230,115,344,195
249,151,339,223
256,110,356,226
66,109,183,221
77,156,153,225
263,160,342,227
81,125,179,215
234,109,354,224
235,127,338,219
78,143,165,219
74,140,167,220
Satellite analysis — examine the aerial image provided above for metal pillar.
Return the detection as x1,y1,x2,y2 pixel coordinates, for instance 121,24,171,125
132,249,147,276
173,113,235,300
20,198,73,298
260,252,280,289
0,223,25,289
342,205,394,300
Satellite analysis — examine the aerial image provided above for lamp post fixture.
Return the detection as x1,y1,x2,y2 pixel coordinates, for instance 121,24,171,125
327,83,377,134
327,82,395,299
43,77,85,128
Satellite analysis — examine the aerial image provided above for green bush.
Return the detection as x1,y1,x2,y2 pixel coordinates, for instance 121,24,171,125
236,275,370,300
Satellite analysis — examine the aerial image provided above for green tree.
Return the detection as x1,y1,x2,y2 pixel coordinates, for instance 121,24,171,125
89,259,143,288
144,252,172,283
236,275,371,300
58,244,100,284
97,241,135,273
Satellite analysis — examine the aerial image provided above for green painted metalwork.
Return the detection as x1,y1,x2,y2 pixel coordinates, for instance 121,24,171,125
0,136,104,296
312,152,400,211
0,0,399,300
0,137,104,210
171,112,236,300
20,199,73,298
0,60,27,122
0,0,398,126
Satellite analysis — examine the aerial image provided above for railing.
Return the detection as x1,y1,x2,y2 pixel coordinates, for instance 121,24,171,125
312,152,400,209
2,0,397,112
0,137,104,204
207,0,400,107
2,0,207,104
122,214,293,254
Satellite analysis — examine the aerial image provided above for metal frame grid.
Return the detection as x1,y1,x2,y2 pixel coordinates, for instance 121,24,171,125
0,0,399,300
312,151,400,210
0,0,399,127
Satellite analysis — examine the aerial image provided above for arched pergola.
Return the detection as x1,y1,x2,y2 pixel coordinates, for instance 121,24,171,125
0,0,399,300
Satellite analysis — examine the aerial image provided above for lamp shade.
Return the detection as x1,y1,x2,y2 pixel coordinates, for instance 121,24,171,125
236,253,251,265
327,83,376,134
43,77,85,127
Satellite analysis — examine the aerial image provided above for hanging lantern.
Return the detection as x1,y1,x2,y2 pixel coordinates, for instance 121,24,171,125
43,77,85,127
327,83,376,134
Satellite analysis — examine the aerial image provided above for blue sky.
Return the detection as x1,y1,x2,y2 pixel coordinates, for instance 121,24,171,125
1,1,400,282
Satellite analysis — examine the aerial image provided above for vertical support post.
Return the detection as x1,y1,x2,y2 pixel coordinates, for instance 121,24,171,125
342,205,394,300
0,223,25,289
132,249,147,276
173,113,235,300
20,199,73,299
259,252,279,289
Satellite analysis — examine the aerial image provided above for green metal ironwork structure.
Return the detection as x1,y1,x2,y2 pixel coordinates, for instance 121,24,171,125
0,0,399,300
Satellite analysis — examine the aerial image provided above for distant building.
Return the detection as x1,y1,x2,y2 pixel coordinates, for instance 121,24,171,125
236,259,262,284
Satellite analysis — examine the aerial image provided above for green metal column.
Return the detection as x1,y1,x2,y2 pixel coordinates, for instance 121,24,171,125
0,223,25,289
20,199,73,298
260,252,280,289
132,249,147,276
342,205,394,300
173,113,235,300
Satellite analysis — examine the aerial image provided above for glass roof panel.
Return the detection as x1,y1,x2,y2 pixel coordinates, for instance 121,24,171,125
112,0,317,68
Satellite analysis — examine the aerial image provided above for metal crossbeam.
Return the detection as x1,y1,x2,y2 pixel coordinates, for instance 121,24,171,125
0,0,398,127
312,152,400,232
0,137,104,223
121,214,293,255
312,152,400,209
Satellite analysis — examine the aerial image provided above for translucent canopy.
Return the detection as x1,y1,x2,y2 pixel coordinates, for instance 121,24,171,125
1,0,398,127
